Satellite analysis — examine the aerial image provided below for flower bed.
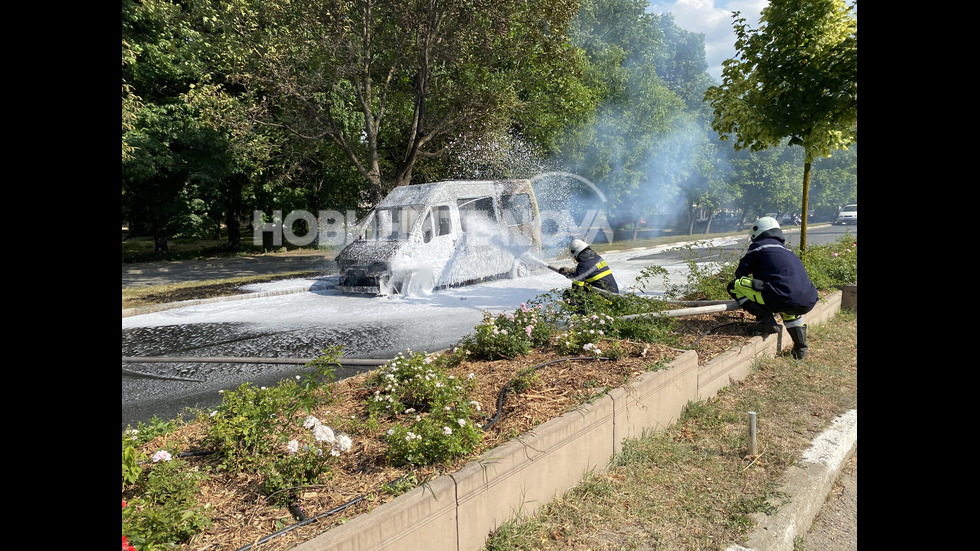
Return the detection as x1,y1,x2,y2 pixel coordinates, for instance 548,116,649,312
122,299,807,551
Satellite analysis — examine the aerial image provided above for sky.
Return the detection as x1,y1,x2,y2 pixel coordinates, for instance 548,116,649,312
646,0,769,82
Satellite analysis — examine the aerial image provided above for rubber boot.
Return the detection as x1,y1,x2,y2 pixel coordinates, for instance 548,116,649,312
740,301,780,335
787,324,808,359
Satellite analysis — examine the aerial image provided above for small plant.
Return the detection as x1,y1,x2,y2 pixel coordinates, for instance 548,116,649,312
121,455,211,549
301,345,342,391
461,302,556,360
802,234,857,290
205,381,299,471
384,404,483,466
366,351,484,466
673,242,741,300
121,446,142,487
556,313,617,356
510,367,542,393
384,473,419,497
366,351,474,416
206,347,344,473
259,415,353,506
122,415,180,448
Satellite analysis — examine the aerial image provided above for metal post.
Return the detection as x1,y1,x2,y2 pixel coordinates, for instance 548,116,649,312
748,411,758,456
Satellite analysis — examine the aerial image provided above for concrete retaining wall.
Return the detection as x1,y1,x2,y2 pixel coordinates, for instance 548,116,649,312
292,290,845,551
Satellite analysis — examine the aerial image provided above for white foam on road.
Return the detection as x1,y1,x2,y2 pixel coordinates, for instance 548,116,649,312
121,239,741,332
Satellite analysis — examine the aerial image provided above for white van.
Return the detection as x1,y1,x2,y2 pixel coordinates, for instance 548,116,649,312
834,204,857,225
335,180,543,295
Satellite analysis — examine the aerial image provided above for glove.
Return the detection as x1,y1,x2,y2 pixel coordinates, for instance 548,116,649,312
558,267,573,276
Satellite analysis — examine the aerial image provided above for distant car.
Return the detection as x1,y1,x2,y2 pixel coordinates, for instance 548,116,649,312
834,204,857,225
694,212,738,231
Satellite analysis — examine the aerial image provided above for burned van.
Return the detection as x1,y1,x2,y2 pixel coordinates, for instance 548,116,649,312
335,179,542,295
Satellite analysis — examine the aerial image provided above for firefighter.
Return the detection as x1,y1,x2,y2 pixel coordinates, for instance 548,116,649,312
558,239,619,310
728,216,818,359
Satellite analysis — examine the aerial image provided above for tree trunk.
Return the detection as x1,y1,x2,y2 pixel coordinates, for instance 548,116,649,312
800,159,812,254
225,175,244,251
154,232,169,255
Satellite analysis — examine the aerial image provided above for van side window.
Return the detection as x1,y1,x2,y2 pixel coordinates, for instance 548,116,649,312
500,193,532,225
458,196,497,232
437,205,452,235
421,205,452,243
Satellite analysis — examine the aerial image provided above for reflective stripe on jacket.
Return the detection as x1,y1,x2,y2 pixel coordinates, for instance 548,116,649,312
572,251,619,294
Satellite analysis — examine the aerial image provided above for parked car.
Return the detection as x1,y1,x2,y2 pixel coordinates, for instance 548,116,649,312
693,211,739,232
834,204,857,225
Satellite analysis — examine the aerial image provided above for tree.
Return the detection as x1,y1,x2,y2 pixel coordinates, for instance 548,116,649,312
122,0,231,253
651,13,716,111
703,0,857,252
561,0,688,227
212,0,586,204
729,142,802,221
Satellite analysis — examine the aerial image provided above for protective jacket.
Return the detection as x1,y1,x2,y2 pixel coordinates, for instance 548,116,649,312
571,248,619,294
734,230,817,313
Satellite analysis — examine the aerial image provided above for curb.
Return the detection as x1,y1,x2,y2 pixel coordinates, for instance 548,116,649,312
725,409,858,551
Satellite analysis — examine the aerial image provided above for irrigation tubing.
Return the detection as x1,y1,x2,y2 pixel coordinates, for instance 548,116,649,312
231,474,411,551
481,356,609,431
689,321,743,347
232,495,365,551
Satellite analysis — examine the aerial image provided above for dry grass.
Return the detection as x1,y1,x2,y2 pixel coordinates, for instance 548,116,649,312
121,272,322,310
484,310,857,551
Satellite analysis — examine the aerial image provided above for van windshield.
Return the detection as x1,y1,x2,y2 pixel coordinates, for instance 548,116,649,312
360,205,425,241
842,205,857,212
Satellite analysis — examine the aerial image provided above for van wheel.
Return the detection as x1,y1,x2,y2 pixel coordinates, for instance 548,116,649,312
380,275,403,295
510,259,529,279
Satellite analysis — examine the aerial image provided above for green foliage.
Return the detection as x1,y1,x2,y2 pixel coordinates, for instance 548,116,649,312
205,347,343,474
704,0,857,161
510,366,543,394
121,457,211,549
802,233,858,289
122,446,143,487
122,415,181,448
384,473,420,497
365,351,475,417
365,351,484,466
556,312,617,356
301,345,342,390
460,303,558,360
637,242,741,301
258,436,337,507
205,382,299,471
384,406,483,467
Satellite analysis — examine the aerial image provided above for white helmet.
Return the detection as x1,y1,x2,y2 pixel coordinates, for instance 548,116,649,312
569,238,589,258
750,216,780,241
